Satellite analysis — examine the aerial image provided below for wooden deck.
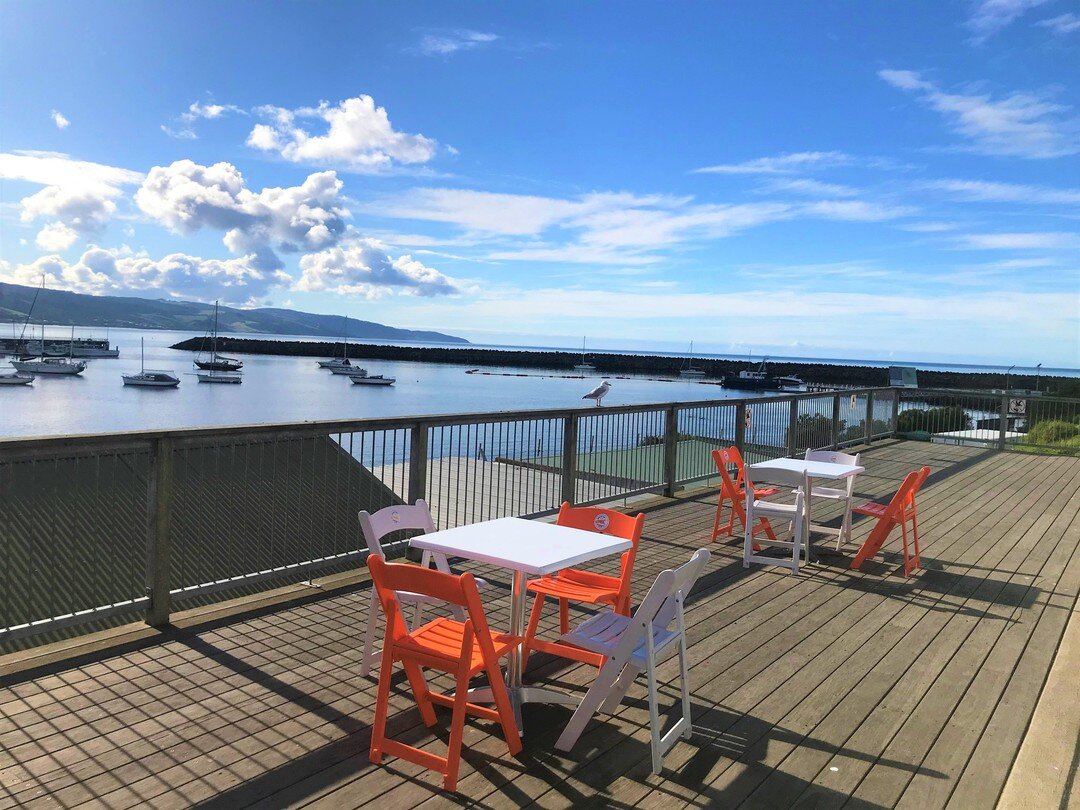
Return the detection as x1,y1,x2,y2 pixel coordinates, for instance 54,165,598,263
1,440,1078,809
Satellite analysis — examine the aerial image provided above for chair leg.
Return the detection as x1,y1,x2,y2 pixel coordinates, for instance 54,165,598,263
559,598,570,634
520,595,545,673
443,666,470,792
483,657,522,755
555,655,627,753
911,512,922,571
900,519,912,577
402,660,437,727
646,659,663,775
601,662,641,714
369,640,396,764
677,634,693,740
361,589,380,678
711,491,727,541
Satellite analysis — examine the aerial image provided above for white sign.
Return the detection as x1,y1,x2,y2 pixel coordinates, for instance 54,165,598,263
1008,399,1027,415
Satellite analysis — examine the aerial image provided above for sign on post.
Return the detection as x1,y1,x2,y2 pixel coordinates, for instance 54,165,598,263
1008,399,1027,415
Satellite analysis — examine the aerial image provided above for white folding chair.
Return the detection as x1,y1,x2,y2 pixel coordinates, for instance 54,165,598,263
744,468,809,574
804,450,861,549
358,500,487,677
555,548,711,775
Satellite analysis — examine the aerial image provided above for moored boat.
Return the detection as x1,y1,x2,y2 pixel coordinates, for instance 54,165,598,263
679,341,706,378
11,356,86,375
348,368,395,386
194,301,244,372
0,371,34,386
197,370,242,384
122,338,180,387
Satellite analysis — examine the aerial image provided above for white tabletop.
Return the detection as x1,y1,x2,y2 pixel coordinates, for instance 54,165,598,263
410,517,632,577
749,457,865,480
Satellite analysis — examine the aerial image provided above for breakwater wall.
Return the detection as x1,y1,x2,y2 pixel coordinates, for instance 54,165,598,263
170,336,1065,392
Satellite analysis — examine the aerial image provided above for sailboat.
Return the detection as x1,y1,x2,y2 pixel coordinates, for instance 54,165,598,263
318,316,354,370
11,324,87,375
347,368,395,386
122,338,180,387
573,337,596,372
194,301,243,372
678,341,706,378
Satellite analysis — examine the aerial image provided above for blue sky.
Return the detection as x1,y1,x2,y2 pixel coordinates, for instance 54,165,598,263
1,1,1077,366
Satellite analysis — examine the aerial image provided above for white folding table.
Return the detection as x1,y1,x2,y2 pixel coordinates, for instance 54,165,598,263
410,516,632,731
748,457,865,550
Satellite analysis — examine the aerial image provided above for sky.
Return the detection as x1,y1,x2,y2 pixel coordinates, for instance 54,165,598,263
0,1,1077,366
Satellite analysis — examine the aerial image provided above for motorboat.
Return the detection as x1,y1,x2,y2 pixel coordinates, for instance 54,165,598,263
194,301,244,371
679,341,706,378
348,368,395,386
776,375,805,389
122,338,180,387
0,371,34,386
722,358,783,390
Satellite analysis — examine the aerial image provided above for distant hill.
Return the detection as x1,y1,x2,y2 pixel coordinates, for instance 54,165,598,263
0,282,468,344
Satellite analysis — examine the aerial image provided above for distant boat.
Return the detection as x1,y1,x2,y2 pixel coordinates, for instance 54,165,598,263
679,341,706,378
318,316,353,369
775,374,804,389
11,324,87,375
329,364,362,375
122,338,180,388
573,337,596,372
348,368,395,386
722,358,785,390
194,301,243,372
0,371,34,386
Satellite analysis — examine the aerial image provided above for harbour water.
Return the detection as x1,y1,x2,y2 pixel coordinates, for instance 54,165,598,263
1,326,1075,440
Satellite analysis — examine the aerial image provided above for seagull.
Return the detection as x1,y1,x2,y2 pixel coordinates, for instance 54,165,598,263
582,380,611,407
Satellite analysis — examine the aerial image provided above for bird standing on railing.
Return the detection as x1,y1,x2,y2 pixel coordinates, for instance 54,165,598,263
583,380,611,407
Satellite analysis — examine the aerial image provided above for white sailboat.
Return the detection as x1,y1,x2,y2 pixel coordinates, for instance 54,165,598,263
348,368,395,386
678,341,706,378
122,338,180,388
11,325,87,375
194,301,243,372
318,316,354,370
0,371,34,386
573,337,596,372
197,368,243,384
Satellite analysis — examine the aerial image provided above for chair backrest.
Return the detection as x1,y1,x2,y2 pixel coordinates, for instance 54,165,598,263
805,449,860,466
367,555,492,646
654,548,712,628
712,447,742,495
746,464,810,492
556,502,646,599
359,499,437,557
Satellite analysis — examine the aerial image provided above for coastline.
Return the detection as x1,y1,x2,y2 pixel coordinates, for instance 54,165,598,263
170,336,1070,392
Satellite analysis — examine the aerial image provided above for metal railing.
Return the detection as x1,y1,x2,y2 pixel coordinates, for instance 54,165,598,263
1,385,1076,648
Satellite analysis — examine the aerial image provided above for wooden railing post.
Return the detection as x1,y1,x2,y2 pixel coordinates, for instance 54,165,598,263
561,413,579,506
998,395,1009,451
662,405,679,497
734,401,747,456
145,437,173,628
831,394,842,449
408,423,428,503
865,392,875,445
787,397,798,456
891,389,900,437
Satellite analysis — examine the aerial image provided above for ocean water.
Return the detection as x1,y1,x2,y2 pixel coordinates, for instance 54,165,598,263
1,326,1074,440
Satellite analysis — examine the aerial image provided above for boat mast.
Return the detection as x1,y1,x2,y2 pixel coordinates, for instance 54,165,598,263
212,301,219,361
140,337,145,374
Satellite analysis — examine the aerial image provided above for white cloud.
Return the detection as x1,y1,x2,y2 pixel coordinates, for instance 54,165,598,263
2,152,143,251
800,200,914,221
0,247,291,304
246,96,439,172
296,237,460,298
879,69,1079,158
135,159,348,269
967,0,1050,40
0,151,143,190
34,222,80,251
413,29,499,56
692,151,854,175
766,178,859,197
924,178,1080,204
1037,12,1080,33
162,100,245,139
50,110,70,130
955,231,1080,249
899,221,961,232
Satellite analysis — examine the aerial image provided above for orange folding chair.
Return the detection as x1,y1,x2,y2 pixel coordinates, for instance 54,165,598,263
850,466,930,576
367,556,521,792
710,447,778,543
520,503,645,671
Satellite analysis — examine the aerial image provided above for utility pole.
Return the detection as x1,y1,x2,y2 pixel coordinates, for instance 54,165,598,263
1005,364,1015,393
1036,363,1042,393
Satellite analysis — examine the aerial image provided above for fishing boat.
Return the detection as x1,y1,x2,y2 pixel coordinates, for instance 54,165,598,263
122,338,180,388
196,369,242,384
10,325,87,375
573,337,596,372
722,358,783,390
194,301,243,372
318,316,353,369
348,368,395,386
678,341,706,378
0,371,34,386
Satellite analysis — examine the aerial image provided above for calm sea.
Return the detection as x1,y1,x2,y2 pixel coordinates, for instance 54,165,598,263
1,326,1075,439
